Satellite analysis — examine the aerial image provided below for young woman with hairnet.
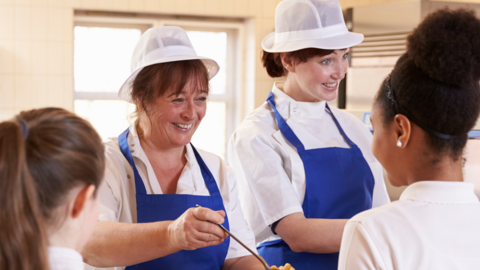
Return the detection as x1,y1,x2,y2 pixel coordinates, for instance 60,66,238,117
226,0,390,269
82,26,265,270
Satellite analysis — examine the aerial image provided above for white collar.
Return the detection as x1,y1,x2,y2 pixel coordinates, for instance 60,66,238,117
48,246,84,270
271,82,327,120
400,181,479,204
126,123,142,159
48,246,82,261
127,124,195,166
184,142,197,170
126,123,201,194
179,143,203,192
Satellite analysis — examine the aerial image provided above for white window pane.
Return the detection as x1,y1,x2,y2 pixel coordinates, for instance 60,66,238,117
191,101,226,158
74,100,136,141
186,31,227,95
74,26,141,93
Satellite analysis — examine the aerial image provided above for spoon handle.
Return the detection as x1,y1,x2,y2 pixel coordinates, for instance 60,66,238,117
216,223,270,270
195,205,270,270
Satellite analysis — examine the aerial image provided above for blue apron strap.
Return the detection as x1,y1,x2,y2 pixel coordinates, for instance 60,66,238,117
190,143,221,197
325,103,356,147
266,92,305,151
118,128,147,195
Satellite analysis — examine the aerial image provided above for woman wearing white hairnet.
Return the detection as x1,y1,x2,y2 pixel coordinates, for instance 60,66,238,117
82,26,264,270
226,0,390,269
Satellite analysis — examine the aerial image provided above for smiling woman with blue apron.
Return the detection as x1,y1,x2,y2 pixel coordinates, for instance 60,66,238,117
118,130,230,269
82,26,264,270
226,0,390,269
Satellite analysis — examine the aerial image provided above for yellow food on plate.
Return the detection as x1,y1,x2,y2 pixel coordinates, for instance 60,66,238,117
270,263,295,270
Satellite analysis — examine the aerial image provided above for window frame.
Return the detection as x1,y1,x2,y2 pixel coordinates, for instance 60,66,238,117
73,19,154,100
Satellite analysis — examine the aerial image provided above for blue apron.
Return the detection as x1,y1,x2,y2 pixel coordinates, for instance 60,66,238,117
257,92,374,270
119,128,230,270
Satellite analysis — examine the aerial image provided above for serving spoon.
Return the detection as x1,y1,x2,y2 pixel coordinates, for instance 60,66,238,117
196,205,271,270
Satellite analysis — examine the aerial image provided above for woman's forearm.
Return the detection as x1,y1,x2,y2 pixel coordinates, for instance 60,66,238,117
82,207,227,267
275,212,348,253
82,221,180,267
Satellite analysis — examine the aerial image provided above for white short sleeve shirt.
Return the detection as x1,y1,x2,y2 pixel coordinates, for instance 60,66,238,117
338,181,480,270
49,246,84,270
85,125,256,270
226,83,390,243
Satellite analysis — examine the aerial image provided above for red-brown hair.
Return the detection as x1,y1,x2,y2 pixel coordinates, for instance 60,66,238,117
130,59,210,137
261,48,335,78
131,60,209,113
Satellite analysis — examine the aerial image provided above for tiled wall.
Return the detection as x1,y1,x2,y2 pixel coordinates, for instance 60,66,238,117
0,0,435,121
0,0,74,120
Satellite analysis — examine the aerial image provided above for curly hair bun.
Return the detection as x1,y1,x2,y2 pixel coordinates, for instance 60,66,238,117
407,8,480,87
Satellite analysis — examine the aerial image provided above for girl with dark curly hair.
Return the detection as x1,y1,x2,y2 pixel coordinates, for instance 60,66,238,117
338,8,480,270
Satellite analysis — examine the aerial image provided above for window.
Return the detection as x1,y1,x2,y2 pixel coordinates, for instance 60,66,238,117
73,18,243,159
74,23,149,140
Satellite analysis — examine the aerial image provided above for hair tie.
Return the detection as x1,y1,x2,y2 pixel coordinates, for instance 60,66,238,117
384,74,465,140
17,120,29,140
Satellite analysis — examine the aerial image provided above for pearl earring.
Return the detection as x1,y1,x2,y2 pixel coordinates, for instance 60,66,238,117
397,140,403,147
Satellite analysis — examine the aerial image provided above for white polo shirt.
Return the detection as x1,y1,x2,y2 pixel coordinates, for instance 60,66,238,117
49,246,84,270
338,181,480,270
85,125,256,270
226,82,390,244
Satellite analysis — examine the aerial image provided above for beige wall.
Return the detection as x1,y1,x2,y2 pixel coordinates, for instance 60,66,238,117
0,0,468,121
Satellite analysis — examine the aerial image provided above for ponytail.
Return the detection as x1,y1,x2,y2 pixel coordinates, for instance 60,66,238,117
261,48,335,78
19,108,105,225
0,121,49,270
261,50,286,78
